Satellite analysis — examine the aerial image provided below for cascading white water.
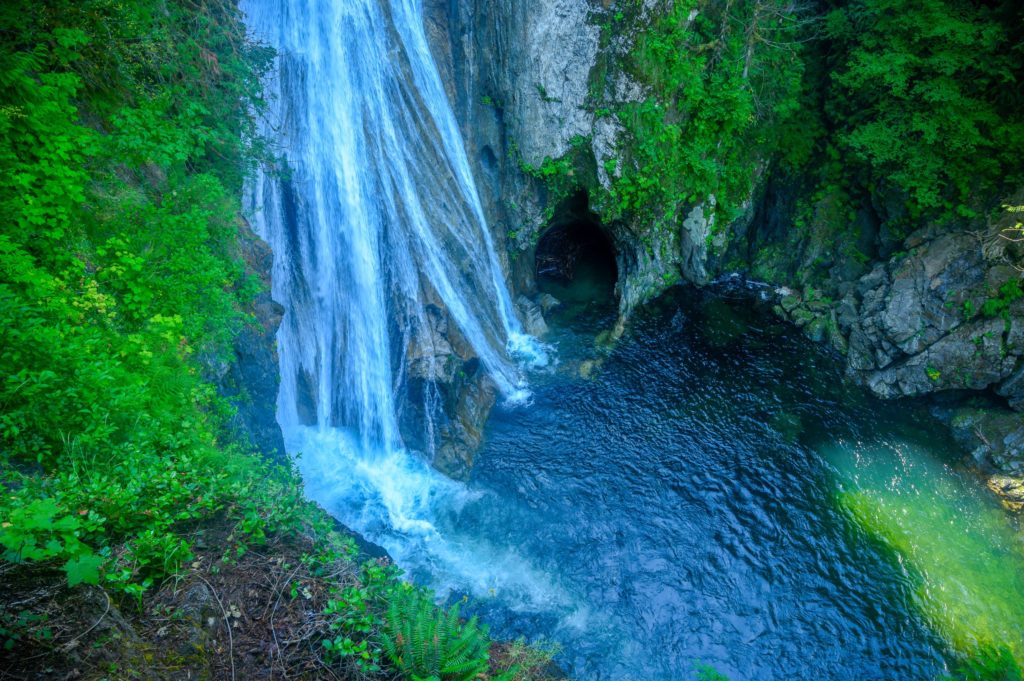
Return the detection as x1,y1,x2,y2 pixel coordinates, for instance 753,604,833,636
240,0,561,607
243,0,542,446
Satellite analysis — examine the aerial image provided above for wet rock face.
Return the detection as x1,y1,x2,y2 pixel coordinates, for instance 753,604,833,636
434,0,600,169
396,297,502,480
770,222,1024,480
406,304,462,384
424,0,603,288
215,223,287,464
425,0,656,308
838,230,1024,404
433,365,499,480
424,0,759,320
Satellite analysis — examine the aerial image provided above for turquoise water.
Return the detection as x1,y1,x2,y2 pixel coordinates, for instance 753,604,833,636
824,439,1024,663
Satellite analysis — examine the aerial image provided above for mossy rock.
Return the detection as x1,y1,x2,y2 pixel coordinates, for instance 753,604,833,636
780,295,802,312
805,316,829,343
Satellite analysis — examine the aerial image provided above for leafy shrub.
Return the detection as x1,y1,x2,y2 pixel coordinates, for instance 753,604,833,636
321,559,403,675
825,0,1024,218
379,587,490,681
0,0,274,598
599,0,812,230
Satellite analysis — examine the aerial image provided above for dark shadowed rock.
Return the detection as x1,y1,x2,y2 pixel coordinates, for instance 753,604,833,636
842,230,1024,402
215,221,287,464
433,368,498,480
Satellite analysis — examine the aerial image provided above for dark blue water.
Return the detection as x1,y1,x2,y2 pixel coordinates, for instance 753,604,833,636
437,286,959,680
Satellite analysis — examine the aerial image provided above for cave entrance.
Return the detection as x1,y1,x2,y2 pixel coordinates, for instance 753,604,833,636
535,190,617,306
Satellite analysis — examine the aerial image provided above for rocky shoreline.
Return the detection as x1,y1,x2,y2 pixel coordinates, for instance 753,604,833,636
768,225,1024,512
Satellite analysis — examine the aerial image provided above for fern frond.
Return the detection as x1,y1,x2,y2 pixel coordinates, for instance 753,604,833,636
378,588,490,681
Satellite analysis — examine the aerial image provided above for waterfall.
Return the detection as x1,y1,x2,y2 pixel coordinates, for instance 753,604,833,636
240,0,560,606
243,0,541,447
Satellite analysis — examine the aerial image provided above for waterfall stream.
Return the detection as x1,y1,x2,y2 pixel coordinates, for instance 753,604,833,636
240,0,559,609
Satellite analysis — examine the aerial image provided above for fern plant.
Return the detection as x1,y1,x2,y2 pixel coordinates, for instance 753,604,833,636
379,588,490,681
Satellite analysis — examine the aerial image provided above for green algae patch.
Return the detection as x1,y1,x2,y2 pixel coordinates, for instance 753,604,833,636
825,441,1024,664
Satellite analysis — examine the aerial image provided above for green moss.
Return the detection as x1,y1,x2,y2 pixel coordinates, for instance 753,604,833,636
593,0,811,235
827,442,1024,666
981,279,1023,321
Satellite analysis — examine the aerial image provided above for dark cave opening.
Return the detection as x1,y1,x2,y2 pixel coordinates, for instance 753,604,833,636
534,191,618,305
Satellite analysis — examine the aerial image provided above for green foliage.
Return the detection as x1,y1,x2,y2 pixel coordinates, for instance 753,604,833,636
980,279,1023,321
321,560,403,674
379,588,491,681
0,0,274,596
824,0,1024,218
322,561,544,680
602,0,813,230
0,610,50,651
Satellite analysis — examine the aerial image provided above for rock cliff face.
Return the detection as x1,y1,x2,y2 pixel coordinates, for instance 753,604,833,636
425,0,594,288
425,0,692,318
775,223,1024,497
421,1,1024,493
212,222,287,463
397,295,499,480
842,231,1024,403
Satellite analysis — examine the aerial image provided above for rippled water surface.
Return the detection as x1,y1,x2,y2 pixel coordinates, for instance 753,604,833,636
295,283,1023,679
429,286,1006,680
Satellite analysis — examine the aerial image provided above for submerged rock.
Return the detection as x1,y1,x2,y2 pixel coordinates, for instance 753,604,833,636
987,474,1024,512
699,295,749,348
939,403,1024,476
769,411,804,444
